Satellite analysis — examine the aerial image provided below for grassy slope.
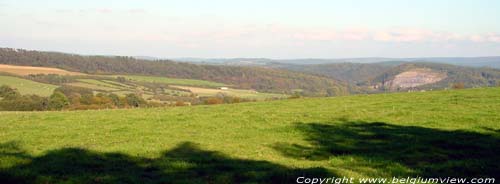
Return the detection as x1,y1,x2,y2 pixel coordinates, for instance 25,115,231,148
115,75,227,87
0,75,58,96
0,88,499,183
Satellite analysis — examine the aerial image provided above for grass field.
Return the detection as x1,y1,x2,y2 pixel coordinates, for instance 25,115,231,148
0,75,58,96
113,75,227,87
0,64,84,76
0,88,499,183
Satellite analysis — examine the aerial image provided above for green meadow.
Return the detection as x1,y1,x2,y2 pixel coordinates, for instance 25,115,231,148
0,87,499,183
0,76,58,97
113,75,227,87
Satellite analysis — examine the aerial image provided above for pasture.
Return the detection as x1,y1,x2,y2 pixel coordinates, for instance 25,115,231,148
0,75,58,96
114,75,227,87
0,87,499,183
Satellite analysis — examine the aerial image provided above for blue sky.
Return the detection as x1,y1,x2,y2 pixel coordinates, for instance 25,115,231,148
1,0,499,58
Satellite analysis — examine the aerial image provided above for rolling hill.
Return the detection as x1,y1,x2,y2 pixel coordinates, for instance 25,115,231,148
175,57,500,69
0,48,347,96
277,62,500,92
1,87,499,183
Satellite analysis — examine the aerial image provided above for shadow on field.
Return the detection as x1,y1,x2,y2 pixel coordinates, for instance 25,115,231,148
0,142,330,184
273,120,500,177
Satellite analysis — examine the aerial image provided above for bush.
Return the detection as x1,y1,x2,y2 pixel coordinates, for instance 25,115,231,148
125,93,146,108
49,92,69,110
108,93,122,107
204,97,223,105
0,85,21,99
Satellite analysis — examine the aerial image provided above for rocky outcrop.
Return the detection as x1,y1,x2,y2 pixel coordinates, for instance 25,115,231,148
385,68,446,90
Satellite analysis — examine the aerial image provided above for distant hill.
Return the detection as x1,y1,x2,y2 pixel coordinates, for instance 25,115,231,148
0,48,347,96
276,61,500,92
402,57,500,68
175,57,500,69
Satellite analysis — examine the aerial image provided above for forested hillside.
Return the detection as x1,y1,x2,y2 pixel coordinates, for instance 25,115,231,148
0,48,346,96
277,61,500,92
280,63,392,84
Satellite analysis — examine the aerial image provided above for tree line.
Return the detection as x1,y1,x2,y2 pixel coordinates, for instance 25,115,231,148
0,85,151,111
0,85,264,111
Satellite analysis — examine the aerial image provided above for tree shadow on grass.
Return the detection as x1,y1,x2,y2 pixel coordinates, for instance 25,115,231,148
273,120,500,177
0,142,331,184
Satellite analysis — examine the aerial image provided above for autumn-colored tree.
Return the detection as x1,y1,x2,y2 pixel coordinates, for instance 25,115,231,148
452,82,465,89
175,101,185,106
205,97,223,105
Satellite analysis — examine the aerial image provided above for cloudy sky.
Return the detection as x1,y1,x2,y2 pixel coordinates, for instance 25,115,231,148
1,0,499,58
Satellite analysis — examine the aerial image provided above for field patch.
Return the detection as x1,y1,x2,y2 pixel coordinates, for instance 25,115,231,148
0,75,58,96
114,75,227,87
171,85,288,100
0,64,84,76
67,82,120,92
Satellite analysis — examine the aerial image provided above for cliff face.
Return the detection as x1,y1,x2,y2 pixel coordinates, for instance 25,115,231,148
385,68,447,90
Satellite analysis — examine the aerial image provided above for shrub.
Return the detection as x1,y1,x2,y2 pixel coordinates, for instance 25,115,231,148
0,85,21,99
205,97,223,105
125,93,146,108
49,91,69,110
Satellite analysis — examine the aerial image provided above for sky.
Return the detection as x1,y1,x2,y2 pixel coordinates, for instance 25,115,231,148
0,0,499,59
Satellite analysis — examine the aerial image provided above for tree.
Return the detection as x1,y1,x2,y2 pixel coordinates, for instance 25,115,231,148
117,76,127,83
326,88,338,97
0,94,48,111
125,93,146,108
204,97,223,105
0,85,21,99
108,93,121,107
49,91,69,110
175,101,185,106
